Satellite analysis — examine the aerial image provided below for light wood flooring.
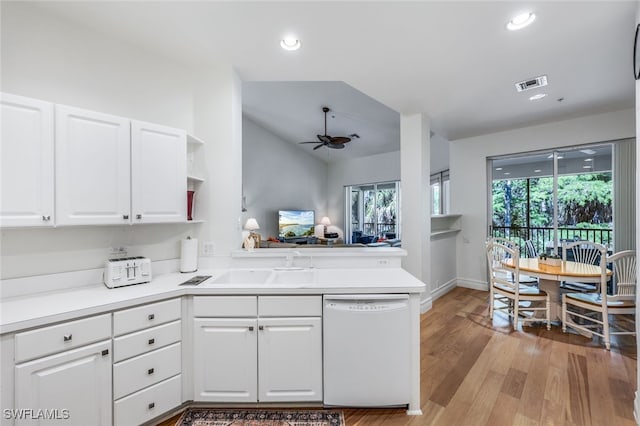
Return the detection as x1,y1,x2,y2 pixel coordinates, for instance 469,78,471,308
158,287,637,426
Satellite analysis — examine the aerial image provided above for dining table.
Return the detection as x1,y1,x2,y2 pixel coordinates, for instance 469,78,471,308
502,257,612,322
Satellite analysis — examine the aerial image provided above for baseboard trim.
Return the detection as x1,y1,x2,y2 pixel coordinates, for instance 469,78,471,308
456,278,488,292
431,278,457,301
420,296,433,313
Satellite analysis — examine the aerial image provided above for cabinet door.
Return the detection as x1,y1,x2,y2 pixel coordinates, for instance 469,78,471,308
0,94,54,227
258,317,322,402
192,318,257,402
131,121,186,223
14,340,112,426
55,105,130,225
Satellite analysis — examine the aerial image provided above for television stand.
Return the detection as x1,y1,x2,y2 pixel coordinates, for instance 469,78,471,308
283,237,314,245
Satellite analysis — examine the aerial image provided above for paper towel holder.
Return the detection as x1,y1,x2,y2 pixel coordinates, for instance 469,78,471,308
180,236,198,273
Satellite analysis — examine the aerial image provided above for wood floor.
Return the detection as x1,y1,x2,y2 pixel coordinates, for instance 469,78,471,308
158,287,637,426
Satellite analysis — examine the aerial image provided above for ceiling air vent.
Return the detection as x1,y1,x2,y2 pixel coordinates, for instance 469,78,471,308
515,75,548,92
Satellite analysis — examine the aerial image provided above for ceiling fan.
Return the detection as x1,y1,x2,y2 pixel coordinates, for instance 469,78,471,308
299,106,359,150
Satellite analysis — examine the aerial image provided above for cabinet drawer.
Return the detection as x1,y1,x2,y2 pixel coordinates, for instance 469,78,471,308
114,374,182,426
113,320,181,362
15,314,111,363
193,296,257,317
258,296,322,317
114,298,181,336
113,342,181,399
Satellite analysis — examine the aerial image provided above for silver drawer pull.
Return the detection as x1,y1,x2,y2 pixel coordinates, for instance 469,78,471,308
248,326,254,331
63,334,72,342
136,214,142,219
148,402,155,409
259,325,264,331
147,368,154,375
42,215,51,221
148,314,155,320
123,214,129,219
101,349,109,356
148,338,155,345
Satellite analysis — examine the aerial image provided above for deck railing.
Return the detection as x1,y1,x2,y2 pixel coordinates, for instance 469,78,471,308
352,223,397,238
490,226,612,257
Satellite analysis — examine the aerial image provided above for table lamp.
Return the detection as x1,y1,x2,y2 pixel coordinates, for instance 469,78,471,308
320,216,331,236
244,218,261,249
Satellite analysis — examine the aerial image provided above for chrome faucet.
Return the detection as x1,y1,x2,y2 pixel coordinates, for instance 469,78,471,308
285,250,301,268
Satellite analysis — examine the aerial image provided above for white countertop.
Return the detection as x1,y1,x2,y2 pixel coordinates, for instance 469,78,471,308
0,267,425,334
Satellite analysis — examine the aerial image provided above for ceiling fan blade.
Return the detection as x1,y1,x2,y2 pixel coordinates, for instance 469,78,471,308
329,136,351,145
299,141,322,144
313,143,325,150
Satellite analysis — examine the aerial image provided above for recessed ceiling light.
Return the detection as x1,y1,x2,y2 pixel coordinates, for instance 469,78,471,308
583,165,592,169
529,93,547,101
580,149,596,155
280,37,301,51
507,12,536,31
495,167,503,171
534,169,541,173
504,172,511,175
584,158,593,162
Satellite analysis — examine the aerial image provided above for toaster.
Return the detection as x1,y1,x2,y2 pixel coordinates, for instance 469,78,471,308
104,257,152,288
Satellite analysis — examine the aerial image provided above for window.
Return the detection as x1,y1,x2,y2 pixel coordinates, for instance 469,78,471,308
489,144,615,256
431,170,450,215
345,181,400,243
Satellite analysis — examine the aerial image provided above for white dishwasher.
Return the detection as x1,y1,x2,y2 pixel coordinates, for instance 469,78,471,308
323,294,410,407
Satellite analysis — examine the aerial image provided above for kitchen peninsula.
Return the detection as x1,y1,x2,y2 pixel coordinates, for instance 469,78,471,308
0,248,425,426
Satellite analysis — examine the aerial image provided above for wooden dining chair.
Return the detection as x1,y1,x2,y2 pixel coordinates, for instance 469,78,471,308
561,240,602,293
562,250,636,350
525,239,538,258
487,236,537,284
486,240,551,331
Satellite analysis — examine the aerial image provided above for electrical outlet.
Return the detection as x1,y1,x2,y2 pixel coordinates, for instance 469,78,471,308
377,259,389,265
108,246,127,257
202,242,215,256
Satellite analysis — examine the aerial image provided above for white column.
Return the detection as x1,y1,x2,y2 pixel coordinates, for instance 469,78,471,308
400,113,431,285
192,65,243,262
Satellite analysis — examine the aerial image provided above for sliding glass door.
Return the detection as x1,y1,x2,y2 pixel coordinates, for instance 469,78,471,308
346,181,400,243
490,144,613,256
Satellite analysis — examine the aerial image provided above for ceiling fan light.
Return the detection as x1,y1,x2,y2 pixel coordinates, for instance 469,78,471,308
507,12,536,31
280,37,301,51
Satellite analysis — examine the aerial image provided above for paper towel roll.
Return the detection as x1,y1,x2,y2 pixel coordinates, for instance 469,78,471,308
180,238,198,273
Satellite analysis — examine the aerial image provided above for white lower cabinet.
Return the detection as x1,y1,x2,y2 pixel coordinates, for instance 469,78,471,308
193,317,258,402
192,296,322,403
14,340,112,426
258,317,323,402
112,299,182,426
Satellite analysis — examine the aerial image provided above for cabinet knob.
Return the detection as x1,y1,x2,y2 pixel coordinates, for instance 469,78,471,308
248,326,254,331
148,314,155,321
42,215,51,221
101,349,109,356
148,338,155,345
148,402,155,410
147,368,154,375
63,334,72,342
123,214,129,220
259,325,264,331
136,214,142,219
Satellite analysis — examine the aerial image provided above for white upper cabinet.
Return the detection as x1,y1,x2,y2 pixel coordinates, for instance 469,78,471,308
55,105,131,226
0,94,54,227
131,121,186,223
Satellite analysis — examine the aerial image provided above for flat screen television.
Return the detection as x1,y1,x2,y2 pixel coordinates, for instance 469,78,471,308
278,210,315,239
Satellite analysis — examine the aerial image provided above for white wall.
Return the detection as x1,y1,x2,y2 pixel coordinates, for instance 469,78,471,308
634,0,640,419
430,133,450,173
242,118,328,239
451,108,635,289
0,3,240,278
